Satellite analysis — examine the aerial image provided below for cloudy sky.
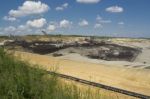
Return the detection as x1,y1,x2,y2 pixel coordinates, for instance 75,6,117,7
0,0,150,37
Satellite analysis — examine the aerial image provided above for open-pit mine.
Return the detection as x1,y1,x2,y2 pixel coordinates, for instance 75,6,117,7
4,37,141,62
1,35,150,96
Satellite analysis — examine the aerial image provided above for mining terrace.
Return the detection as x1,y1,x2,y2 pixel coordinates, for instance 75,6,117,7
4,37,141,62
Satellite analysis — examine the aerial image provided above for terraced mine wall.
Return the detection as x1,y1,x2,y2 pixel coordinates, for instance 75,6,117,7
85,43,141,62
4,40,141,62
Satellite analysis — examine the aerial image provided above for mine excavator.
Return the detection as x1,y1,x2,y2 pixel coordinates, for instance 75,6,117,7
41,30,48,36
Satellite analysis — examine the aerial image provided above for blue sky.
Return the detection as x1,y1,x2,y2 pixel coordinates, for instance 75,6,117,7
0,0,150,37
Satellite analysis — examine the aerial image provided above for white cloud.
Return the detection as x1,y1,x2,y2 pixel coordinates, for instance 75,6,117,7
77,0,101,4
118,22,124,25
4,26,16,32
1,25,32,35
62,3,68,8
106,6,124,13
60,19,72,28
94,15,111,29
18,25,28,31
2,24,46,35
18,25,26,30
56,3,68,11
96,15,102,21
99,20,111,23
16,25,32,34
8,1,49,18
78,19,89,26
3,16,16,21
56,7,64,11
26,18,47,28
94,23,102,28
96,15,111,23
47,24,56,31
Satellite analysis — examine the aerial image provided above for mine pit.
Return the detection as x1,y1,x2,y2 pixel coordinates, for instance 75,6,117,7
5,40,141,62
85,44,140,61
54,44,140,62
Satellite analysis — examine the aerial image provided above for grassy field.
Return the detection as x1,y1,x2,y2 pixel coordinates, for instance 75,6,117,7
0,48,135,99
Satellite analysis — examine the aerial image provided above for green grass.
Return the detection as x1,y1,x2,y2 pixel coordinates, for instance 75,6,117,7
0,48,122,99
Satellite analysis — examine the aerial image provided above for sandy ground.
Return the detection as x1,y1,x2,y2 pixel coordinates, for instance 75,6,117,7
48,47,150,69
57,53,149,69
134,43,150,64
15,51,150,96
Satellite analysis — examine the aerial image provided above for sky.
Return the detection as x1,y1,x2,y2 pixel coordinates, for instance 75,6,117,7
0,0,150,38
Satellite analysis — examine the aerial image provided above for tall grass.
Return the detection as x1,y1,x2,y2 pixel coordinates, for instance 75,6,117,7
0,48,124,99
